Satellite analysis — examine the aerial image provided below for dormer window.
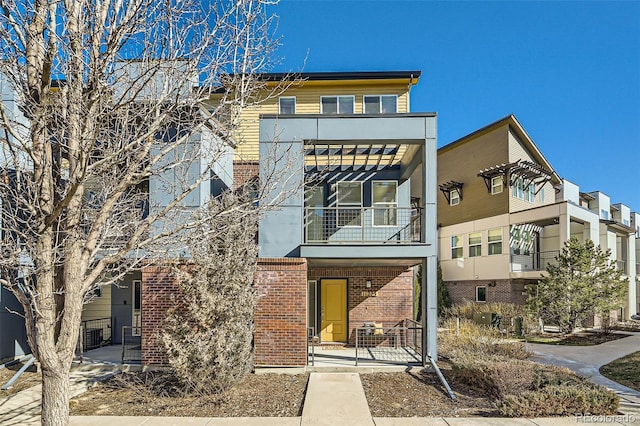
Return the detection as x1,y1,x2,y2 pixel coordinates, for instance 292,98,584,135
363,95,397,114
321,96,354,114
279,97,296,114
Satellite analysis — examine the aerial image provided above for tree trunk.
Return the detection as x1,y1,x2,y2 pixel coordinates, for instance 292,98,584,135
41,366,70,426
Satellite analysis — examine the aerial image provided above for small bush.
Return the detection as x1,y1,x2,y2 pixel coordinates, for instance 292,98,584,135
450,359,536,397
496,384,619,417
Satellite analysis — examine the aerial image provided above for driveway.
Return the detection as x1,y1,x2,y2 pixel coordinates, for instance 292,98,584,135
526,331,640,408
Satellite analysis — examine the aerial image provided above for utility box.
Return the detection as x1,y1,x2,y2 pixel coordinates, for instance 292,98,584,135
513,317,524,336
473,312,500,327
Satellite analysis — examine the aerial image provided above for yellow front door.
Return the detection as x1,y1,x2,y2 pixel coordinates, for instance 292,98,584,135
320,279,347,342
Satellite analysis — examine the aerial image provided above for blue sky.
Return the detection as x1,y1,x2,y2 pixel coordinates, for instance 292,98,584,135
271,0,640,211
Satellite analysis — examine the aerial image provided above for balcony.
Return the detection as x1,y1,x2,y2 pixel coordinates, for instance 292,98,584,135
304,207,421,244
510,250,559,272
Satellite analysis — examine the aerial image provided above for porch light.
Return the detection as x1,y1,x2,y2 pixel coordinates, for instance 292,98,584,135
366,280,372,288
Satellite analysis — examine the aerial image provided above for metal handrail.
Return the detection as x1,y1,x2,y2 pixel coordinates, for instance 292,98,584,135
307,327,316,366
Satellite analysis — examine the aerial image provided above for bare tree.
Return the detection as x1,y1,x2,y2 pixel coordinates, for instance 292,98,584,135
0,0,281,424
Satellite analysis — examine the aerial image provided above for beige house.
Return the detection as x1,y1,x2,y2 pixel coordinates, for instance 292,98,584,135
438,115,638,318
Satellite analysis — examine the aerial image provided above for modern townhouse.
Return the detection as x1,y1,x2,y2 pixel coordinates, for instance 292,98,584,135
76,71,440,367
438,115,638,319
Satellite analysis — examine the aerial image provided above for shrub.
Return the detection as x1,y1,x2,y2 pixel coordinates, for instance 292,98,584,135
439,318,530,362
450,359,536,397
443,302,529,333
496,384,619,417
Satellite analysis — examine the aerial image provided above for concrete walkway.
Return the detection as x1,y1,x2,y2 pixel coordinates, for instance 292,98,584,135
526,331,640,408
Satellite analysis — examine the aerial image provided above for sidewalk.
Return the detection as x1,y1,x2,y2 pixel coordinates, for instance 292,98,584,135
527,331,640,407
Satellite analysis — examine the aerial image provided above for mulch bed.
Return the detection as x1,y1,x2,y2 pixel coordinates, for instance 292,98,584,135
526,331,630,346
361,367,497,417
70,372,309,417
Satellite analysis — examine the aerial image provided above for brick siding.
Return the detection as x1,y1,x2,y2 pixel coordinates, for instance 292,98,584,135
308,266,414,345
446,279,530,306
233,161,258,191
254,258,308,366
141,264,180,365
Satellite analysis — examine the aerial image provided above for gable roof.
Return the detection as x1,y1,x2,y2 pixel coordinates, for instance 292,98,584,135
439,114,561,184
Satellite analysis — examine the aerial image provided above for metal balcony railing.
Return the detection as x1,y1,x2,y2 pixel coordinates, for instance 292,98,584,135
304,207,421,244
510,250,559,272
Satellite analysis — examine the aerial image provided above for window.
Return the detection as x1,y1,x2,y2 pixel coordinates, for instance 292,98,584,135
525,183,535,203
512,178,524,199
450,190,460,206
623,219,630,226
540,188,545,203
512,178,534,203
279,97,296,114
321,96,354,114
363,95,397,114
451,235,463,259
601,209,609,220
372,181,397,226
337,181,362,226
476,286,487,303
469,232,482,257
491,176,503,194
488,228,502,255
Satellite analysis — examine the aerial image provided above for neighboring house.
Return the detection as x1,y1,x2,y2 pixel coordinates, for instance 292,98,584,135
0,73,30,361
438,114,638,318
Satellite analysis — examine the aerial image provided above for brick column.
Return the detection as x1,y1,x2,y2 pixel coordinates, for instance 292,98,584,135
254,258,308,366
141,264,180,365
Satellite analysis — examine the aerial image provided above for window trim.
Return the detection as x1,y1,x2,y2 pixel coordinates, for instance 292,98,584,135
363,94,398,114
278,96,296,114
451,235,463,259
476,286,487,303
371,180,398,227
320,95,355,114
488,228,503,255
337,181,362,227
449,190,460,206
469,231,482,257
491,176,503,194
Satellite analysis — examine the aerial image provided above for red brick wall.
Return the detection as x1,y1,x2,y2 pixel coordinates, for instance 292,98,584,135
141,264,180,365
254,258,308,366
308,266,414,344
233,161,259,191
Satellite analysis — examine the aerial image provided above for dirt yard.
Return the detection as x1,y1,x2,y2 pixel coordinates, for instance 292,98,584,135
68,365,496,418
0,360,41,396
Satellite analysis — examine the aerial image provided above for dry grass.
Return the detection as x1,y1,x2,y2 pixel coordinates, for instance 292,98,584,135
0,360,41,396
600,351,640,392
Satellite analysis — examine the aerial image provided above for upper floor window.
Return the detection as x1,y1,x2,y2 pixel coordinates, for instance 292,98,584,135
279,97,296,114
321,96,354,114
491,176,503,194
451,235,463,259
512,178,534,203
363,95,397,114
623,219,630,226
525,183,535,203
601,209,609,220
449,190,460,206
540,188,545,203
469,232,482,257
488,228,502,255
372,181,397,226
337,181,362,227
